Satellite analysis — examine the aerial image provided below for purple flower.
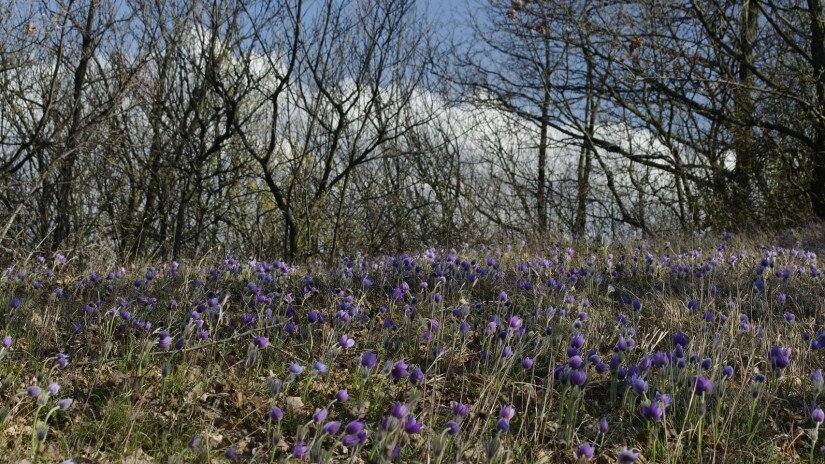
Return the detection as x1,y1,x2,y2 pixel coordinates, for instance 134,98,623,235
570,369,587,386
254,336,269,349
641,402,664,422
617,447,640,463
336,389,349,402
691,375,714,395
768,345,792,370
288,362,304,376
403,414,423,434
345,420,365,435
570,334,585,350
27,386,41,397
312,360,329,376
339,334,355,349
269,406,284,421
495,418,510,433
158,333,172,350
56,353,69,368
341,434,360,447
569,355,584,369
322,421,342,435
409,366,425,385
391,360,409,381
723,365,734,378
293,440,309,459
390,402,409,419
522,357,534,369
452,402,470,416
500,405,516,420
48,382,60,395
10,297,21,309
629,375,648,396
58,398,73,410
2,335,11,349
577,442,595,460
500,345,513,358
654,391,672,408
313,408,328,423
361,351,378,369
599,416,609,434
672,331,689,348
446,420,460,435
813,407,825,424
812,370,824,389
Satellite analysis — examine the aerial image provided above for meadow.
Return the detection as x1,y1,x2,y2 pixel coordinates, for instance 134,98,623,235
2,227,825,463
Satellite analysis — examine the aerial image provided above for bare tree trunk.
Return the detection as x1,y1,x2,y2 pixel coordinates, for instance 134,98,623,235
537,42,551,233
809,0,825,220
54,0,97,250
730,0,759,225
574,46,596,238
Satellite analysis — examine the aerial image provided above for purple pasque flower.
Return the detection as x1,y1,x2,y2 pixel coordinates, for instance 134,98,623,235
599,416,609,434
293,440,310,459
570,369,587,386
288,362,304,376
158,332,172,350
813,407,825,424
322,421,342,435
495,418,510,433
568,354,585,369
617,447,640,463
269,406,284,421
641,401,664,422
341,433,362,447
409,366,425,385
672,331,689,348
577,442,595,460
522,357,534,369
361,351,378,369
768,345,792,370
56,353,69,368
402,414,423,434
446,420,460,435
452,401,470,417
500,405,516,420
312,408,328,423
339,334,355,349
391,360,410,381
253,336,269,349
691,375,714,395
390,402,409,419
629,375,648,396
312,360,329,376
336,389,349,402
345,420,365,435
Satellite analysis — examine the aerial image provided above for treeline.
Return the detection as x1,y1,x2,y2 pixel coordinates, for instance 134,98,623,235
1,0,824,260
